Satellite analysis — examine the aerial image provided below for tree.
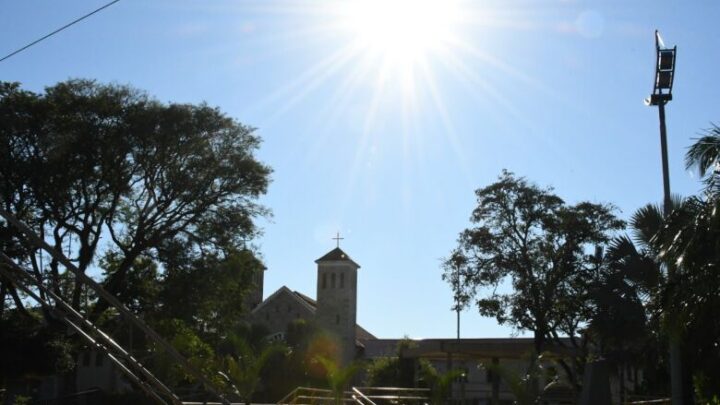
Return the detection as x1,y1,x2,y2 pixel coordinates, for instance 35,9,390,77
222,337,287,405
586,233,664,399
443,170,624,390
155,248,265,339
314,355,364,405
364,338,418,388
685,124,720,197
0,79,271,321
0,79,271,391
153,319,221,389
417,361,464,405
648,128,720,399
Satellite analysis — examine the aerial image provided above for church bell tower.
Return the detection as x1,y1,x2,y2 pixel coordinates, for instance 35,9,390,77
315,242,359,365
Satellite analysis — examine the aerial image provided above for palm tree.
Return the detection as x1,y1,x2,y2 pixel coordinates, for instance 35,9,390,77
685,124,720,197
588,234,663,400
627,129,720,400
645,129,720,399
313,355,364,405
418,360,465,405
222,338,287,405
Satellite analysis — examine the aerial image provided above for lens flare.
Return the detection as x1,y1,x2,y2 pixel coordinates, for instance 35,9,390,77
339,0,461,70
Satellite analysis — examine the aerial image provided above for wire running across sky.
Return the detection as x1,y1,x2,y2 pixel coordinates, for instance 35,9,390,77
0,0,121,63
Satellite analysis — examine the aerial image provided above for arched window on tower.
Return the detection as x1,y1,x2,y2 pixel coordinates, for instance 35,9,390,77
331,273,336,288
340,273,345,288
322,273,327,289
336,314,340,324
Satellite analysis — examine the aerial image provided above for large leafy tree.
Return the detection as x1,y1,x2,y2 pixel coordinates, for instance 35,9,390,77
0,79,270,321
443,170,624,389
0,80,271,390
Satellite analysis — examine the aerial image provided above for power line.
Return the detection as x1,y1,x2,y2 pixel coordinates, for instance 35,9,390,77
0,0,122,63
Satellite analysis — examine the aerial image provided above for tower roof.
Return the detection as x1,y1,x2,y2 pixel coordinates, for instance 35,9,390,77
315,247,360,268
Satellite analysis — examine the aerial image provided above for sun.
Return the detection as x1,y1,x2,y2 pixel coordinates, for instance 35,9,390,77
338,0,462,71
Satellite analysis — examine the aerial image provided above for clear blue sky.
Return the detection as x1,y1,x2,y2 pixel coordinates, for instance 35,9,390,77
2,0,719,339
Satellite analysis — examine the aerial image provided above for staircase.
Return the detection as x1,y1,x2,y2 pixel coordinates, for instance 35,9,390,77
0,208,232,405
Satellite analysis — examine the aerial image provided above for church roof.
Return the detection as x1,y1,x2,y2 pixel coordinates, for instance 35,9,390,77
293,290,317,308
315,247,360,268
250,286,316,315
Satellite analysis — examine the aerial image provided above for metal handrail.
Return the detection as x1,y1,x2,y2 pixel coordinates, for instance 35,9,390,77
353,386,430,403
0,208,231,405
278,387,363,404
0,260,172,404
0,258,180,404
353,387,430,392
351,387,377,405
626,398,671,405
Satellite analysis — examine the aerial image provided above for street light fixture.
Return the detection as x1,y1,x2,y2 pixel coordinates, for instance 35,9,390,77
645,30,682,405
645,30,676,216
646,30,676,107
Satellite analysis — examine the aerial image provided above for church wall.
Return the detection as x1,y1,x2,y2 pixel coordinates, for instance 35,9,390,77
251,289,314,338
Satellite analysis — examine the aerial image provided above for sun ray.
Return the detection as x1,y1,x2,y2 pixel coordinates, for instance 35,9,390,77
337,57,393,215
416,56,473,186
303,52,382,165
434,45,529,130
241,43,355,123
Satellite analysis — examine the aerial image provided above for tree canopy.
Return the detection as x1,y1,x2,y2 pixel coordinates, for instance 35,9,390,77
443,170,624,388
0,79,271,321
0,79,272,391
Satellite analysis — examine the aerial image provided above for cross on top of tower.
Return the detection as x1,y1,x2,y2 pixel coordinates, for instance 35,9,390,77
332,232,344,248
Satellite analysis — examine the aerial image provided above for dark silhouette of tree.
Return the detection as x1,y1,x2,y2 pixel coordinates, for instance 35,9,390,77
648,128,720,400
364,338,418,388
586,233,663,399
443,170,624,391
221,336,287,405
0,80,271,390
685,124,720,196
0,79,271,322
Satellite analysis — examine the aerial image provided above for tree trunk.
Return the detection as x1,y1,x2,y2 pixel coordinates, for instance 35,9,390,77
6,283,33,319
529,330,544,399
0,279,6,316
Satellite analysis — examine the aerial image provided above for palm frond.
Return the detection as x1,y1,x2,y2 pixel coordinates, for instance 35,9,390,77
685,126,720,176
606,235,638,263
630,204,664,248
686,125,720,197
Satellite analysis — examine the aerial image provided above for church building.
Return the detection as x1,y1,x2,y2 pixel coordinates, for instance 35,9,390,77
249,246,375,365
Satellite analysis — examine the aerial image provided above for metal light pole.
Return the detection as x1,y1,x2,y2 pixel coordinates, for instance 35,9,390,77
450,259,465,404
645,30,682,405
455,263,461,340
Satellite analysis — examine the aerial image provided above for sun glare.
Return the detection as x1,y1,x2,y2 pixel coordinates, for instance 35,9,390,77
340,0,461,70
